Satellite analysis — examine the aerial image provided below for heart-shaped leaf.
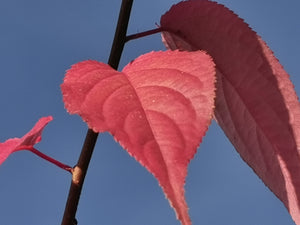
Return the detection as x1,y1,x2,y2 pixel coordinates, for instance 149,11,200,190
0,116,53,165
161,1,300,224
61,50,216,225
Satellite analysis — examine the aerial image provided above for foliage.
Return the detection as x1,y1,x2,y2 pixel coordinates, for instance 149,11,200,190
0,0,299,225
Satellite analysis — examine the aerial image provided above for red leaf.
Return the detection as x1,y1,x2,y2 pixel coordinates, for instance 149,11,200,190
0,116,53,165
62,50,216,225
161,0,300,224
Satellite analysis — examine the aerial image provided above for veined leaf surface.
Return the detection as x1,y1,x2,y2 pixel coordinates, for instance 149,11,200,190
161,0,300,224
61,50,216,225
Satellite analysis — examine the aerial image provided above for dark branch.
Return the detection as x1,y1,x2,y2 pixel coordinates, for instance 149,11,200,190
60,0,134,224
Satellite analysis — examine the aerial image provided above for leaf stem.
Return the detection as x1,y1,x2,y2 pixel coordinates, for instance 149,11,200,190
28,147,73,173
60,0,134,224
126,27,165,42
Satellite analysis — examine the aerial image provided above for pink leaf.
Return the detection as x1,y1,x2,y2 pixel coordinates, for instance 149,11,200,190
0,116,53,165
61,50,216,225
161,0,300,224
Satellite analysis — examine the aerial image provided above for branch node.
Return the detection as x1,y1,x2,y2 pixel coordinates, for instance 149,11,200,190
72,166,83,186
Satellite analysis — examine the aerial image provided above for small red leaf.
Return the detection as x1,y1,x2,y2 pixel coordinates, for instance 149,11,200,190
62,50,216,225
0,116,53,165
161,0,300,224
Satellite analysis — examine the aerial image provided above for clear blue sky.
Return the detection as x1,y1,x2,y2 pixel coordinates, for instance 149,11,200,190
0,0,299,224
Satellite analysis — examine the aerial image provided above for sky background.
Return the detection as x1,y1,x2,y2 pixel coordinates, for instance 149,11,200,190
0,0,299,225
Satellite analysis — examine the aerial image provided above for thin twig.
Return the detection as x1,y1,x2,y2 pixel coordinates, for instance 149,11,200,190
60,130,98,225
60,0,134,224
108,0,134,69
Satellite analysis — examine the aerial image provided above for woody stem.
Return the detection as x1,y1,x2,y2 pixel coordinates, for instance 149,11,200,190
60,0,134,225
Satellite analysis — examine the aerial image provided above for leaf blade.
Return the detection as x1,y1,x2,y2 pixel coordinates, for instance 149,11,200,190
62,50,216,225
0,116,53,165
161,0,300,223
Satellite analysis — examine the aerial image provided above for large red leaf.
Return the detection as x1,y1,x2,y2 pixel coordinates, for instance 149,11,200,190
161,0,300,224
0,116,53,165
61,50,216,225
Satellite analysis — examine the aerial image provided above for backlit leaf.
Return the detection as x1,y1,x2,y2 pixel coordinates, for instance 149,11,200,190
161,0,300,224
61,50,216,225
0,116,53,165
